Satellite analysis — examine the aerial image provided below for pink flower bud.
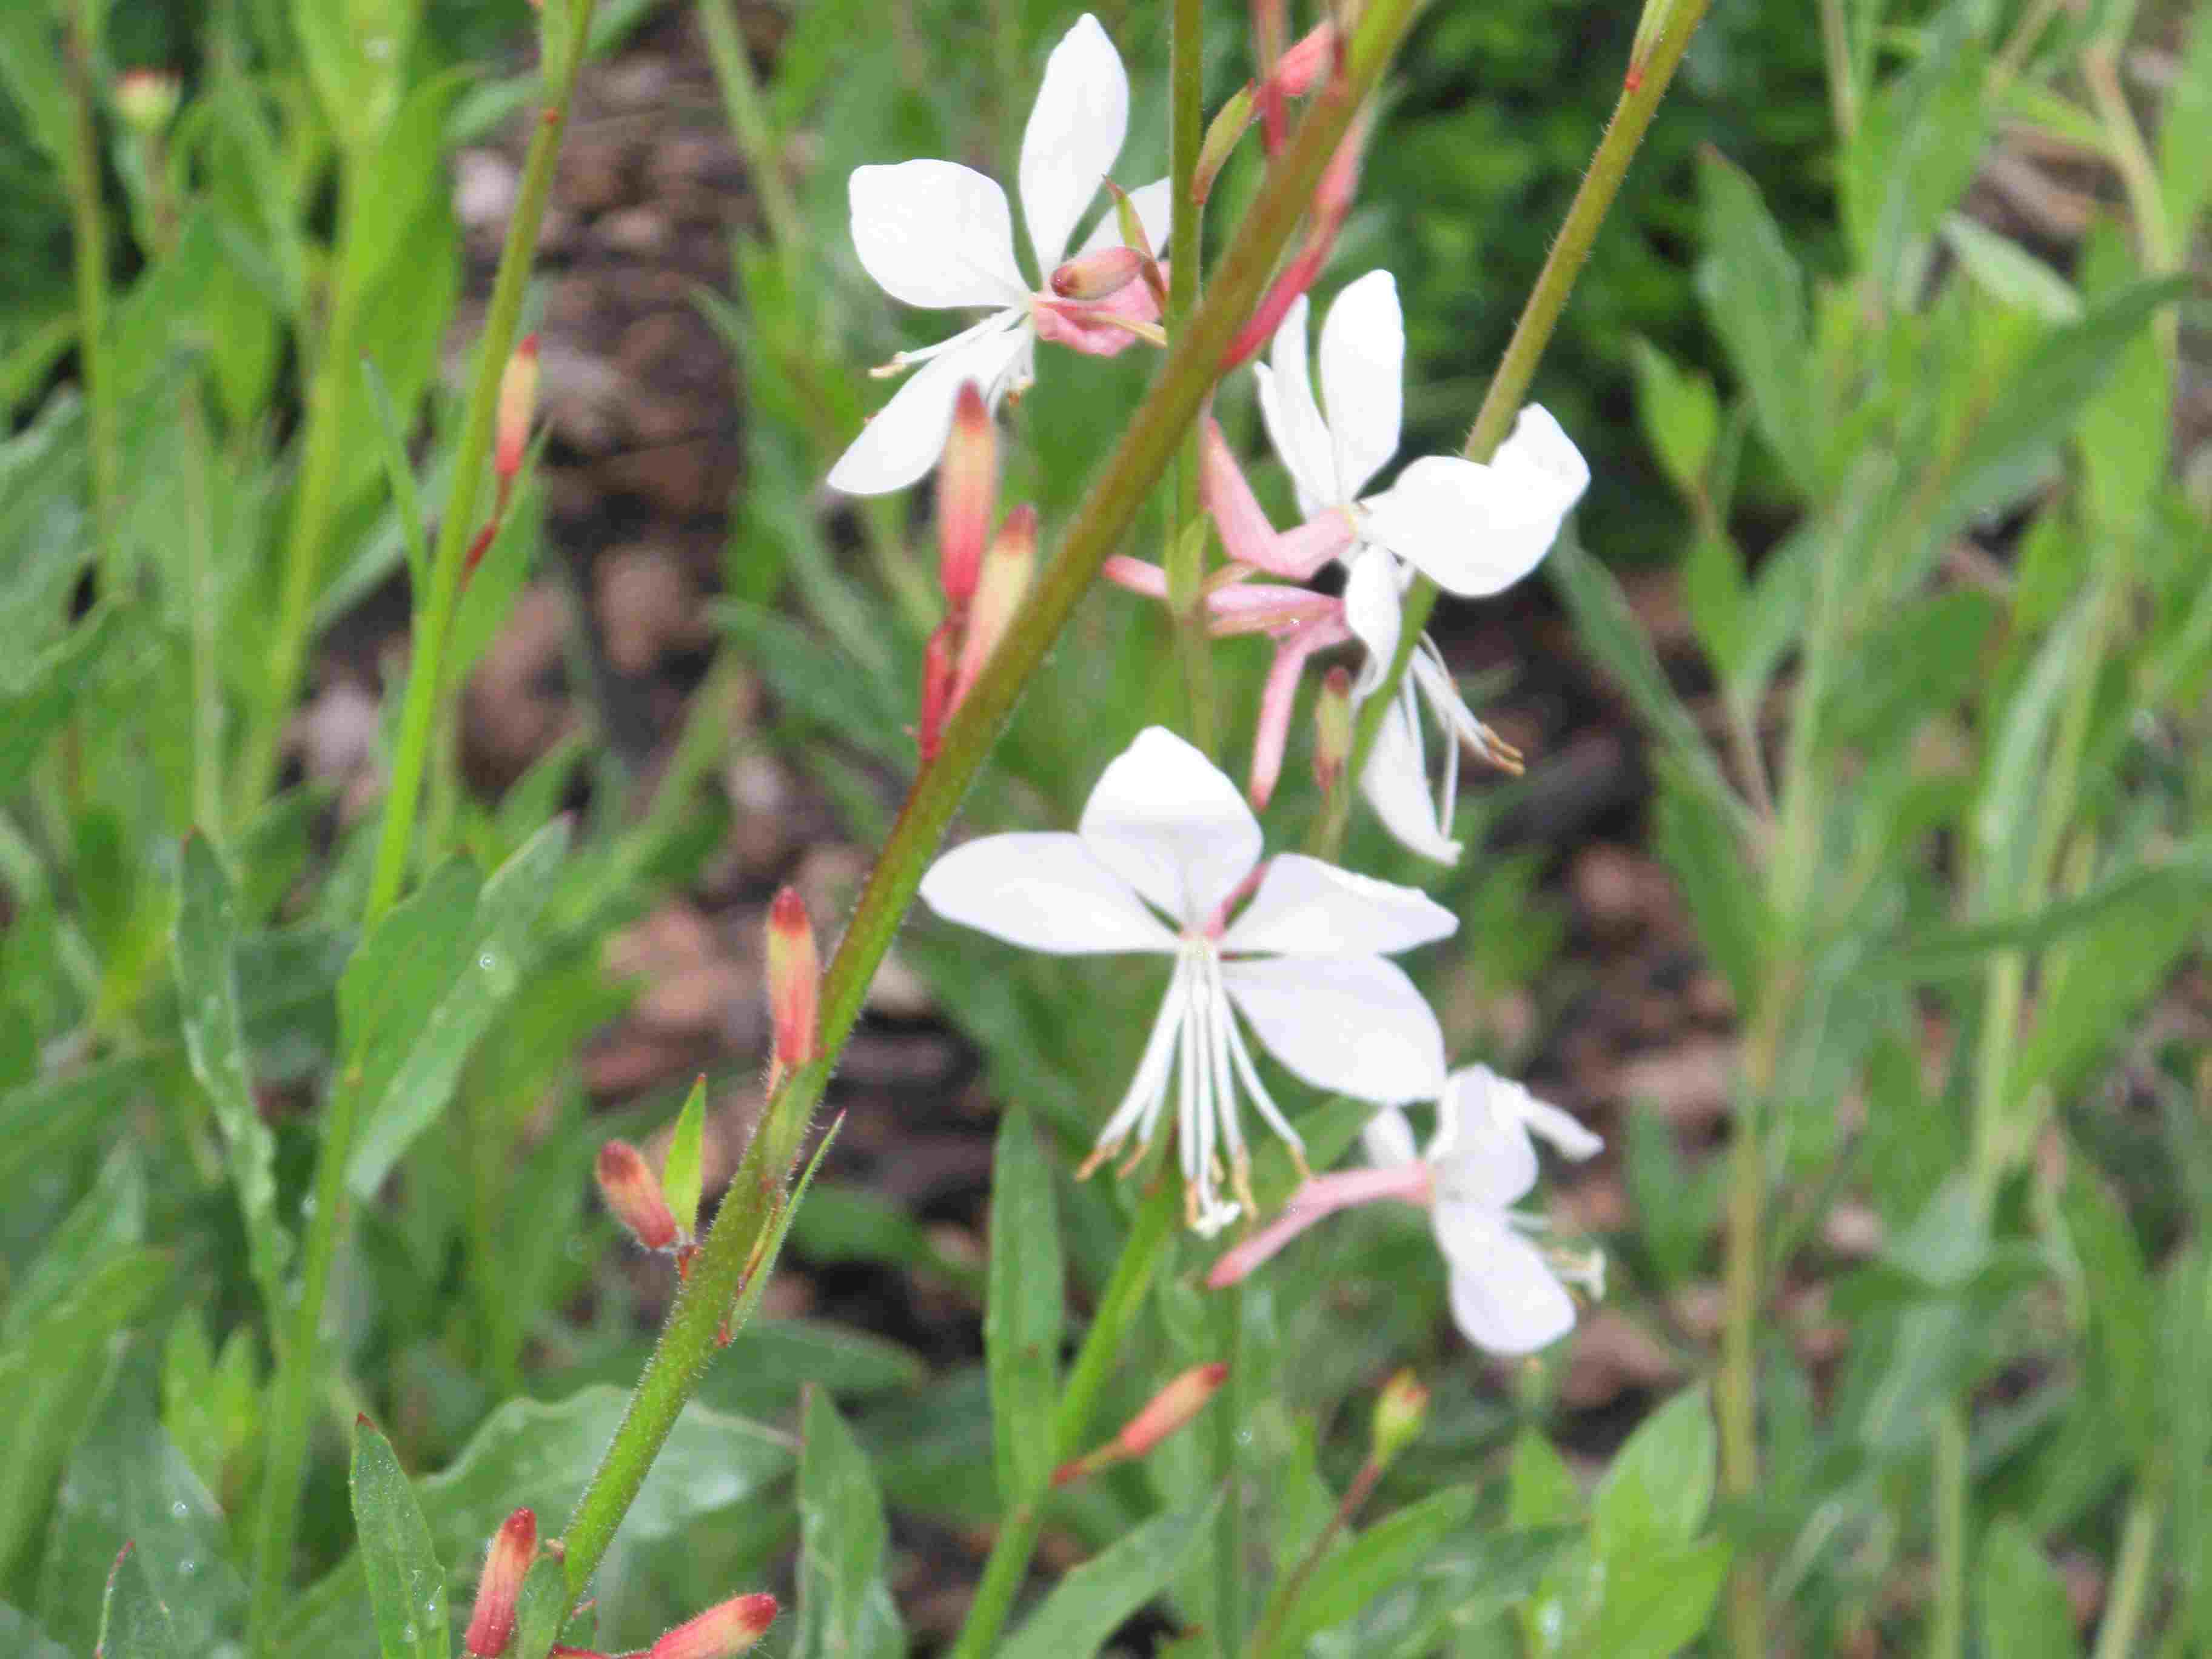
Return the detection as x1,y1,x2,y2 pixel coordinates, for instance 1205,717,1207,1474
495,334,540,488
938,384,996,608
646,1592,780,1659
951,505,1036,709
766,888,819,1075
1313,666,1353,794
1370,1370,1430,1469
1054,1362,1228,1486
916,621,959,762
1048,245,1147,302
114,69,181,134
462,521,498,581
464,1509,537,1657
596,1142,679,1252
1269,20,1341,97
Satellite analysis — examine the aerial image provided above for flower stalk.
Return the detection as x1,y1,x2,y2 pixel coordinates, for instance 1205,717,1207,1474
1164,0,1219,756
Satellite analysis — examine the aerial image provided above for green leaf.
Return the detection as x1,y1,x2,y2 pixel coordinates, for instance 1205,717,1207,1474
172,836,291,1314
1939,215,2079,323
0,8,69,165
1975,1518,2082,1659
363,359,434,601
1696,153,1815,492
786,1184,987,1295
1587,1533,1731,1659
1507,1431,1581,1529
0,1604,67,1659
1652,769,1766,1010
350,1420,452,1659
95,1546,182,1659
997,1493,1221,1659
1591,1387,1716,1559
1680,528,1749,686
663,1076,708,1239
0,1056,156,1192
985,1104,1063,1505
701,1321,928,1418
344,823,571,1195
794,1389,903,1659
0,606,119,801
2061,1171,2156,1467
1628,338,1720,497
1270,1486,1480,1654
280,1389,794,1659
2156,5,2212,236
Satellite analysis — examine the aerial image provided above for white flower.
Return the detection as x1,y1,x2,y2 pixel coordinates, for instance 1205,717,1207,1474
828,14,1171,496
1251,270,1590,862
919,726,1455,1233
1362,1065,1603,1354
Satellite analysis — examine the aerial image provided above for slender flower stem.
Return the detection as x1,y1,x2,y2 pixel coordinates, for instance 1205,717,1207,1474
61,0,120,594
1212,1278,1247,1656
1245,1457,1382,1659
697,0,803,253
2091,1483,2162,1659
241,16,598,1649
1164,0,1219,757
538,5,1427,1635
1311,0,1715,859
1817,0,1859,142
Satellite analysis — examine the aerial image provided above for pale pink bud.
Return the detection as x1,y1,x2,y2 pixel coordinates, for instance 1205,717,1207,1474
596,1142,679,1252
1049,244,1147,302
495,334,540,487
464,1509,537,1657
1054,1362,1228,1486
766,888,819,1074
939,384,996,607
1313,665,1353,795
951,505,1036,708
1371,1370,1430,1469
646,1593,780,1659
114,69,181,133
1269,20,1341,96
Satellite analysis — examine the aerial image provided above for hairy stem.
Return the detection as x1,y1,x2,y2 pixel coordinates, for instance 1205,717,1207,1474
538,0,1428,1625
1312,0,1715,857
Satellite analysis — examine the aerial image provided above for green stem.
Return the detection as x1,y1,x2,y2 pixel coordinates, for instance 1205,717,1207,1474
1163,0,1218,757
1246,1458,1381,1659
2093,1483,2162,1659
543,0,1427,1623
947,1182,1180,1659
1312,0,1715,858
241,15,597,1648
62,0,120,594
1212,1277,1247,1657
1817,0,1859,142
1928,1410,1968,1659
696,0,803,254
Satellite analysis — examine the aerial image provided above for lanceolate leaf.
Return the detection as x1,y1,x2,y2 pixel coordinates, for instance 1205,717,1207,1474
95,1546,182,1659
794,1389,903,1659
663,1076,708,1239
985,1104,1064,1506
350,1421,452,1659
997,1493,1221,1659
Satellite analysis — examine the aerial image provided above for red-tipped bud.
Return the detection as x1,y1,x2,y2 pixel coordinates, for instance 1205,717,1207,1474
951,505,1036,708
766,887,819,1076
938,384,996,608
596,1142,679,1252
646,1592,779,1659
1050,245,1147,302
114,69,182,134
463,521,498,579
916,621,959,762
1054,1362,1228,1486
464,1508,537,1657
1193,85,1256,205
1313,665,1353,794
495,334,540,486
1370,1370,1430,1470
1269,20,1341,96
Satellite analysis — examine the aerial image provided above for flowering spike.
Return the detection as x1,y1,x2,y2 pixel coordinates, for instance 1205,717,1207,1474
495,334,540,492
1050,244,1147,302
646,1592,779,1659
951,504,1036,708
1370,1370,1430,1469
766,887,819,1083
464,1508,537,1657
1054,1362,1229,1486
114,69,182,134
938,384,996,608
1313,665,1353,796
595,1142,679,1252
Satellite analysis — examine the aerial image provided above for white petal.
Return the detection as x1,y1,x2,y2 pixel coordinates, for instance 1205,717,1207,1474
826,322,1028,495
1222,954,1446,1104
1358,691,1461,864
1219,853,1456,957
1078,727,1261,927
1361,1105,1420,1168
1430,1068,1540,1208
1077,176,1173,259
1435,1208,1578,1355
850,161,1029,311
1512,1091,1604,1161
1254,293,1338,515
919,831,1175,953
1342,545,1401,700
1318,270,1403,501
1358,412,1587,597
1019,14,1130,272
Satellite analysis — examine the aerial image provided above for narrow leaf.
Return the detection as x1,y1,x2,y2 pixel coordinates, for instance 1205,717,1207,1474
350,1421,452,1659
663,1076,708,1239
96,1546,181,1659
997,1494,1221,1659
1592,1386,1717,1558
794,1389,903,1659
985,1104,1063,1504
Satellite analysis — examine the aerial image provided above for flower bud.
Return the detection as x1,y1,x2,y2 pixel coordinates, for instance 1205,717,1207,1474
951,505,1036,708
1049,244,1147,303
464,1509,537,1657
1269,19,1341,97
596,1141,679,1252
1370,1370,1429,1470
1054,1361,1228,1486
937,383,995,608
114,69,182,134
1313,666,1353,794
916,620,959,762
646,1592,779,1659
462,521,498,580
766,886,819,1078
495,333,540,489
